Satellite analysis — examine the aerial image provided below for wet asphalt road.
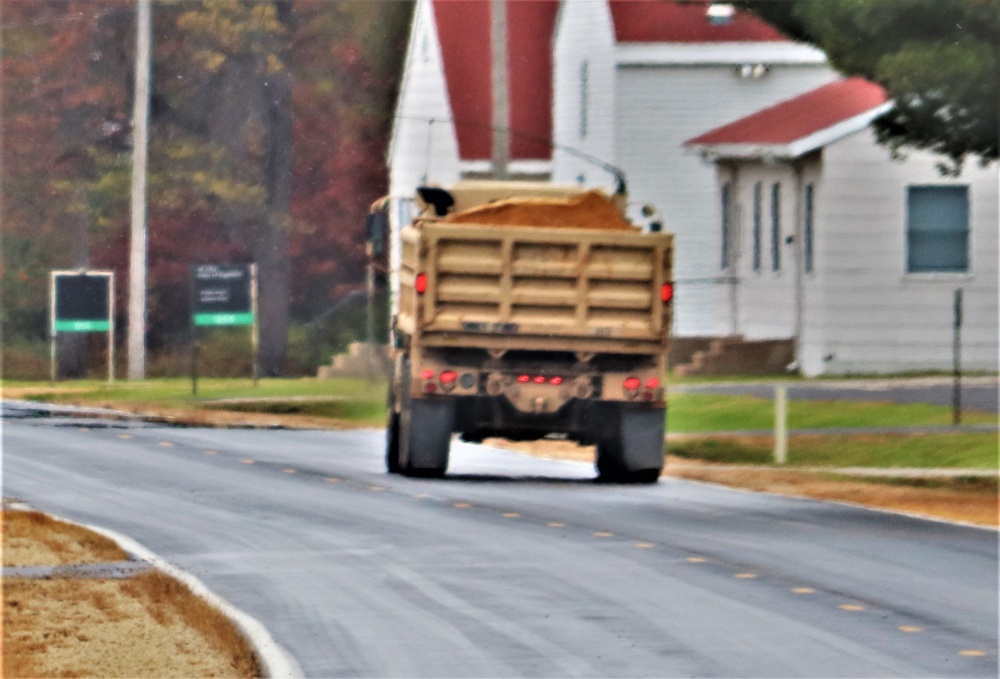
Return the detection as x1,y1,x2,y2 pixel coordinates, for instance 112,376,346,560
2,405,997,678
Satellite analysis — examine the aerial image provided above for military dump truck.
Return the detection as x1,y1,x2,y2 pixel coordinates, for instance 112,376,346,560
380,181,673,483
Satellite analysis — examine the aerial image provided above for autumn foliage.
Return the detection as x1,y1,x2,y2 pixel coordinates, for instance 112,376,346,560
1,0,411,374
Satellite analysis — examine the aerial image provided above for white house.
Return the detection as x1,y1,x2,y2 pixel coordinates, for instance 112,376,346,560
685,77,999,376
388,0,838,337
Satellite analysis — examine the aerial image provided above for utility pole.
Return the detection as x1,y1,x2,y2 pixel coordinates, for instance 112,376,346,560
491,0,509,179
128,0,152,380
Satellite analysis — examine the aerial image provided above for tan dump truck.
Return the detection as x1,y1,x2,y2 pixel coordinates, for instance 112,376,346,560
380,181,673,482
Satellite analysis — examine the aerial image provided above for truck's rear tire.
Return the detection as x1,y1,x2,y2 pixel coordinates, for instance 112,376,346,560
399,397,453,478
386,410,402,474
596,405,665,484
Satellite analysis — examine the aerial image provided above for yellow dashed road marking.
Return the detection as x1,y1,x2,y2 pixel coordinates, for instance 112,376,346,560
502,512,521,518
283,468,296,474
159,441,174,448
959,650,987,657
839,604,865,612
593,531,613,538
368,485,386,492
204,450,218,455
240,459,255,465
453,502,471,508
78,428,90,433
118,434,133,440
792,587,815,594
634,542,655,549
411,492,427,498
324,477,342,483
898,626,924,633
547,522,565,528
686,557,707,563
734,573,758,579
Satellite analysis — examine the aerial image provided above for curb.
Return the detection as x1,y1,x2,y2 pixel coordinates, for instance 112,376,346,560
5,504,302,678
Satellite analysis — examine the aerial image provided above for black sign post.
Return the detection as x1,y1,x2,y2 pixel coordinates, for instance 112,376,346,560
190,264,258,393
50,270,115,384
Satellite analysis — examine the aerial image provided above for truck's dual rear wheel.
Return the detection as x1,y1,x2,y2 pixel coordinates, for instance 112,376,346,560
595,405,666,484
386,358,453,477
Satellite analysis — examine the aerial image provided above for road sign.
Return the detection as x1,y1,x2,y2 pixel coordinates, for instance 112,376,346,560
192,264,252,326
50,270,115,383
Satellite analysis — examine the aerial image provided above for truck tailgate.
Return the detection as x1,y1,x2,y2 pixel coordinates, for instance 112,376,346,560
398,221,673,354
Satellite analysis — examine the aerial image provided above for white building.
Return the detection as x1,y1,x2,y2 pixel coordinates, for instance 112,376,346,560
685,77,999,376
388,0,837,337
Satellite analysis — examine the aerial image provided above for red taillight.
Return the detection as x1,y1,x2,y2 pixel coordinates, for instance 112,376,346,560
422,369,434,380
517,374,531,383
550,376,563,385
645,377,660,389
533,375,546,384
415,273,428,294
660,282,674,303
440,370,457,384
623,377,641,391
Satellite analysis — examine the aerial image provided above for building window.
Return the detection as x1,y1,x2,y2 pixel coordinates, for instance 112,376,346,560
804,183,814,274
907,186,969,273
721,182,732,270
752,182,762,271
770,182,781,272
579,61,589,140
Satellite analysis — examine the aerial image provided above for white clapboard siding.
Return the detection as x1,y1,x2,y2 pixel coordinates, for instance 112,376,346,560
610,61,838,336
800,129,999,375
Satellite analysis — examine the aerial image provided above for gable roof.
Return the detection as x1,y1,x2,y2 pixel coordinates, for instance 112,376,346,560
432,0,558,163
610,0,787,43
429,1,795,164
684,77,892,159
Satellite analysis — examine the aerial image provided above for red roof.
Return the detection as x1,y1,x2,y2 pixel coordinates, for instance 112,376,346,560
430,1,792,162
685,77,889,149
433,0,558,162
610,0,787,43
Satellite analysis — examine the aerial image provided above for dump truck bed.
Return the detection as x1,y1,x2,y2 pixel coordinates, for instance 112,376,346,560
397,220,674,355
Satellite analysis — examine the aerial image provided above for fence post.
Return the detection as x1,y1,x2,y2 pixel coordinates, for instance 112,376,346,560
774,385,788,464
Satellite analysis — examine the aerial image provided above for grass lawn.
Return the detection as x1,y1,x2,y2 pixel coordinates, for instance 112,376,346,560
5,377,996,470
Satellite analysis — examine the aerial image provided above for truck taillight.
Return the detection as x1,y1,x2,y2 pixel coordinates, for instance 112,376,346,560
550,376,563,385
440,370,457,384
661,282,674,303
517,374,531,383
415,273,428,294
623,377,641,391
422,369,434,380
645,377,660,389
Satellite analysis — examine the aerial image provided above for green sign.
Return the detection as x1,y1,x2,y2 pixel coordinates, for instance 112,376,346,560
55,319,111,333
193,312,254,327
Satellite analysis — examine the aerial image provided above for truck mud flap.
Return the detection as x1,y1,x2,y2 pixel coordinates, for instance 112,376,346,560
596,406,665,484
400,398,454,477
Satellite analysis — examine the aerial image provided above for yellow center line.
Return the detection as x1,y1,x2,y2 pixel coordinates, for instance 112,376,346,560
204,450,218,455
791,587,815,595
593,531,613,538
686,557,708,563
839,604,865,612
78,428,90,433
240,459,255,465
547,522,565,528
411,493,427,498
898,626,924,634
324,477,342,483
283,468,296,474
118,434,133,440
634,542,655,549
959,650,987,657
502,512,521,518
734,573,757,579
453,502,471,508
159,441,174,448
368,485,386,492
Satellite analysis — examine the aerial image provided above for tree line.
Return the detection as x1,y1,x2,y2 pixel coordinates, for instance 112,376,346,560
2,0,412,377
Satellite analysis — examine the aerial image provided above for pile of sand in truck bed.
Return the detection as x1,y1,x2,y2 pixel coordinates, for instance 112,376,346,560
442,190,635,230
